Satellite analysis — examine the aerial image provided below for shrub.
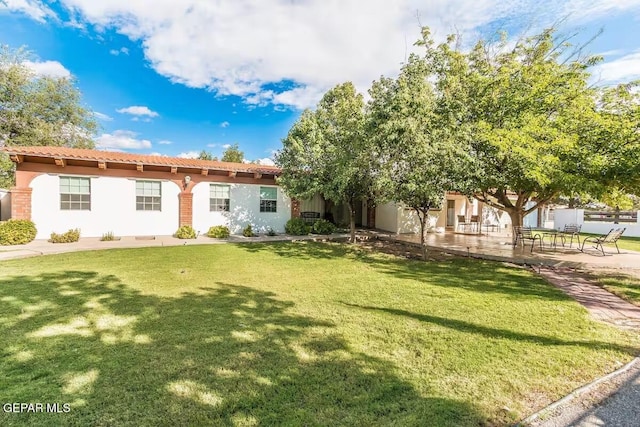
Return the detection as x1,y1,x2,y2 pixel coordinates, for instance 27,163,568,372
100,231,117,241
207,225,230,238
49,228,80,243
242,224,255,237
174,225,197,239
312,219,337,235
267,227,277,236
0,219,37,245
285,218,310,236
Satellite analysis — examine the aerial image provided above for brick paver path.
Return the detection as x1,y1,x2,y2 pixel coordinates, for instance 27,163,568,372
538,267,640,329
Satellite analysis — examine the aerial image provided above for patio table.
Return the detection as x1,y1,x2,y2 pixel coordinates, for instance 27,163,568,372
532,228,560,250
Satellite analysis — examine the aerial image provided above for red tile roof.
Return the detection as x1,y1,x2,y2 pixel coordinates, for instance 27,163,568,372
1,146,281,174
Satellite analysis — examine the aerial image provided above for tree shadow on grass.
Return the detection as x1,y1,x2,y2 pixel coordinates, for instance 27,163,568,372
342,303,640,356
239,241,568,301
0,271,486,426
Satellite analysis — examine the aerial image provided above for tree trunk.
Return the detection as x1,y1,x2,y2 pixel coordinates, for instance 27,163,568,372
507,208,524,229
348,201,356,243
417,208,429,261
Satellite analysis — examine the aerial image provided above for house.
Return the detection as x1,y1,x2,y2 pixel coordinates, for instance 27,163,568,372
1,146,291,239
1,146,514,239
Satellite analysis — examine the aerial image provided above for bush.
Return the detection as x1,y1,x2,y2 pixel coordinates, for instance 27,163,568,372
0,219,37,245
242,224,255,237
266,227,277,236
100,231,118,241
49,228,80,243
285,218,311,236
312,219,337,235
207,225,230,238
174,225,197,239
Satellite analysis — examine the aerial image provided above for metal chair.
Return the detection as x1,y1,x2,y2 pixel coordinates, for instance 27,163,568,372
580,228,626,256
558,224,581,248
457,215,470,232
513,226,543,252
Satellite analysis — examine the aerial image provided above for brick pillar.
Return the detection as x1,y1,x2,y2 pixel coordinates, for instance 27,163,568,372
10,187,33,220
366,199,376,229
178,192,193,227
291,198,301,218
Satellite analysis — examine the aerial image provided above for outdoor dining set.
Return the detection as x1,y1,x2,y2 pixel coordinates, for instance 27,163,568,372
512,224,626,256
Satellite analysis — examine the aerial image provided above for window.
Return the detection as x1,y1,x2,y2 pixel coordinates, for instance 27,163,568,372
136,180,161,211
60,176,91,210
210,184,230,212
260,187,277,213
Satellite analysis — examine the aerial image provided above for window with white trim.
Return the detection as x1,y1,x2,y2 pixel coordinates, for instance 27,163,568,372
210,184,230,212
136,180,161,211
260,187,277,213
60,176,91,210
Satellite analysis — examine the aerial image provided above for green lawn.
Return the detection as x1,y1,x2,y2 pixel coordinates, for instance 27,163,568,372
1,242,638,426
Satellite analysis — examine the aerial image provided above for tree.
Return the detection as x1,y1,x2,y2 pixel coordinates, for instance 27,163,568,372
1,46,97,188
416,27,633,227
221,143,244,163
368,54,474,259
197,150,217,161
276,82,377,243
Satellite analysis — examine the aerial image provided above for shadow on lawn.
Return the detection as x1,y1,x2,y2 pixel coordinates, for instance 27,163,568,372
0,271,485,427
240,241,567,301
343,304,640,355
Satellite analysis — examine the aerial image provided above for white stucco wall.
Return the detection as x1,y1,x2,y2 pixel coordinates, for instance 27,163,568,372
375,202,399,233
30,174,181,239
0,189,10,221
191,182,291,235
555,208,640,237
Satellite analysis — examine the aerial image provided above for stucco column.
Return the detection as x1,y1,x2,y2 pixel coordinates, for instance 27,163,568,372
178,192,193,227
10,187,32,220
291,198,301,218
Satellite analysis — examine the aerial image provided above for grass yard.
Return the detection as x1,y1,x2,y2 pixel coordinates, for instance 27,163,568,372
593,271,640,306
1,242,638,426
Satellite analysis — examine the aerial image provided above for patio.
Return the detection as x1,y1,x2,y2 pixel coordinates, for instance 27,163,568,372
378,230,640,271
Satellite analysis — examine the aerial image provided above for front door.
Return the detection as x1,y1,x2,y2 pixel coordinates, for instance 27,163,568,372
446,200,456,227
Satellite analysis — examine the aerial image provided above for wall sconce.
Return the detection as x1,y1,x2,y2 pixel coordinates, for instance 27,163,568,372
183,175,191,190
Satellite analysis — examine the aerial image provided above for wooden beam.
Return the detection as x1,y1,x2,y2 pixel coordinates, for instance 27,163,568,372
98,161,107,170
170,166,177,174
136,163,144,172
54,158,66,168
228,171,236,178
253,172,262,179
9,154,23,164
201,168,208,176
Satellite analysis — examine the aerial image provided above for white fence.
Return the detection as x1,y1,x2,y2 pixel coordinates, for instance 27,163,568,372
554,208,640,237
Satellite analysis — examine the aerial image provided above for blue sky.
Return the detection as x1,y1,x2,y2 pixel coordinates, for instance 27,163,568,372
1,1,640,164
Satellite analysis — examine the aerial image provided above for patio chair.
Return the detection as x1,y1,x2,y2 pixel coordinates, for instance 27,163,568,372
558,224,582,248
579,228,626,256
470,215,480,232
512,226,543,253
457,215,470,232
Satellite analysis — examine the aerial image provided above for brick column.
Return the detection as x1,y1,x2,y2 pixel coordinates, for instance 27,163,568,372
291,198,301,218
366,199,376,229
178,192,193,227
10,187,33,220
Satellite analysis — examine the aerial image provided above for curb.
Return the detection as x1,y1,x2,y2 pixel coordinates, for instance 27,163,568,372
514,356,640,426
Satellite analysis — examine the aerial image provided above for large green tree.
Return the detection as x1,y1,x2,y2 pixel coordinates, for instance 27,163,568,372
276,82,376,242
1,46,97,188
368,54,474,259
221,143,244,163
417,27,636,227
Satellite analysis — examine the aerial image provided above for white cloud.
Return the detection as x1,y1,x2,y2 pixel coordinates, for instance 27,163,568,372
157,139,172,145
594,51,640,84
148,152,167,156
22,60,71,79
109,47,129,56
221,144,231,149
219,121,230,128
255,157,275,166
20,0,640,109
94,111,113,121
0,0,56,22
177,151,200,159
95,130,152,150
116,105,159,117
